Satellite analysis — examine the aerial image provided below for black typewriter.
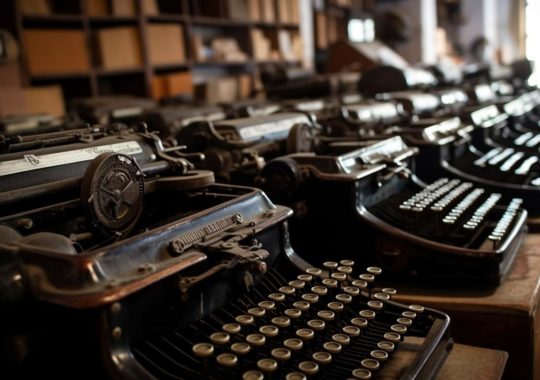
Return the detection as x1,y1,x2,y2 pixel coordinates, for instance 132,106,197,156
71,96,157,126
260,136,527,287
175,112,316,183
141,104,226,140
221,99,282,119
0,126,452,379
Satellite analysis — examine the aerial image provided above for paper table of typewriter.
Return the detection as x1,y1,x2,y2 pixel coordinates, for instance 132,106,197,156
261,136,527,287
0,127,451,379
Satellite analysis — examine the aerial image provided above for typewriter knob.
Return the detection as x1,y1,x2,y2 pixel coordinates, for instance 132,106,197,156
223,323,242,334
409,305,425,313
81,153,144,237
383,332,402,343
313,351,332,365
307,319,326,331
351,317,368,328
361,358,380,371
260,325,279,337
340,259,355,267
343,326,361,337
258,301,276,311
210,332,230,345
284,338,304,351
377,341,395,352
332,333,351,346
323,261,339,271
216,353,238,367
301,293,319,304
371,350,389,362
231,342,251,356
272,316,291,328
271,347,292,362
296,328,315,341
293,301,311,311
317,310,335,321
323,341,342,354
246,333,266,347
257,358,278,373
322,278,338,288
192,342,214,357
366,267,382,276
236,315,255,326
287,123,315,154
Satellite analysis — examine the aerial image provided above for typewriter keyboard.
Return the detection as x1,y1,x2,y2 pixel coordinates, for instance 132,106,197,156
369,178,523,249
132,264,435,380
453,147,540,186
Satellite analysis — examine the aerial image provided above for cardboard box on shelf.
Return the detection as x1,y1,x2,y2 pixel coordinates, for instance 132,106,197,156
147,24,185,65
248,0,261,21
97,27,142,69
141,0,159,15
111,0,136,16
23,29,90,75
20,0,50,15
0,87,28,117
0,63,22,87
151,72,193,100
23,85,65,117
87,0,109,16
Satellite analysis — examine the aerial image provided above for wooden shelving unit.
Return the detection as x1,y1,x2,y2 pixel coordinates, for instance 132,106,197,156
6,0,303,103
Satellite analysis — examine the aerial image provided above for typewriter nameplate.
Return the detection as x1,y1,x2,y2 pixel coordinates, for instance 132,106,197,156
0,141,143,177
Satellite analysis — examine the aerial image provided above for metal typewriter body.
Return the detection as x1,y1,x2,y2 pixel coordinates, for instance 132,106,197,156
175,112,315,184
260,136,527,287
71,96,157,126
0,128,452,379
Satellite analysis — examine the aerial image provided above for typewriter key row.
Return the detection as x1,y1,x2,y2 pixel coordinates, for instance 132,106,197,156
183,264,425,379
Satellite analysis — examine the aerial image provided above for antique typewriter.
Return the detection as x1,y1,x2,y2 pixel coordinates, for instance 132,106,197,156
0,126,452,379
71,96,157,126
141,104,226,140
0,113,66,136
175,112,315,183
221,99,282,119
260,136,527,287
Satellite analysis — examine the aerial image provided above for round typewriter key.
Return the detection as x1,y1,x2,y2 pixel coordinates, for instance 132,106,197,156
323,341,342,354
400,204,412,210
313,351,332,365
210,332,230,345
352,368,372,379
257,358,278,373
366,267,382,276
192,342,214,357
231,341,251,355
298,361,319,375
323,261,338,270
397,317,413,326
272,316,291,328
279,286,296,295
248,307,266,318
332,333,351,345
361,358,380,371
391,324,408,334
359,273,375,283
268,293,286,302
331,273,347,282
343,326,361,337
307,319,325,331
317,310,335,321
337,266,353,274
344,286,360,296
216,353,238,367
409,305,425,313
246,333,266,347
371,350,389,361
284,338,303,351
296,328,315,341
336,294,352,304
367,300,384,310
322,278,338,288
328,301,344,312
286,372,307,380
272,347,292,361
359,310,376,320
285,308,302,319
340,259,355,266
351,317,368,328
306,268,322,276
402,311,416,319
352,280,368,289
312,286,328,296
374,292,390,301
242,370,263,380
260,325,279,337
293,301,310,311
382,288,397,296
377,341,395,352
289,280,306,289
297,274,313,282
223,323,241,334
258,300,276,310
236,315,255,326
384,332,401,343
302,293,319,303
